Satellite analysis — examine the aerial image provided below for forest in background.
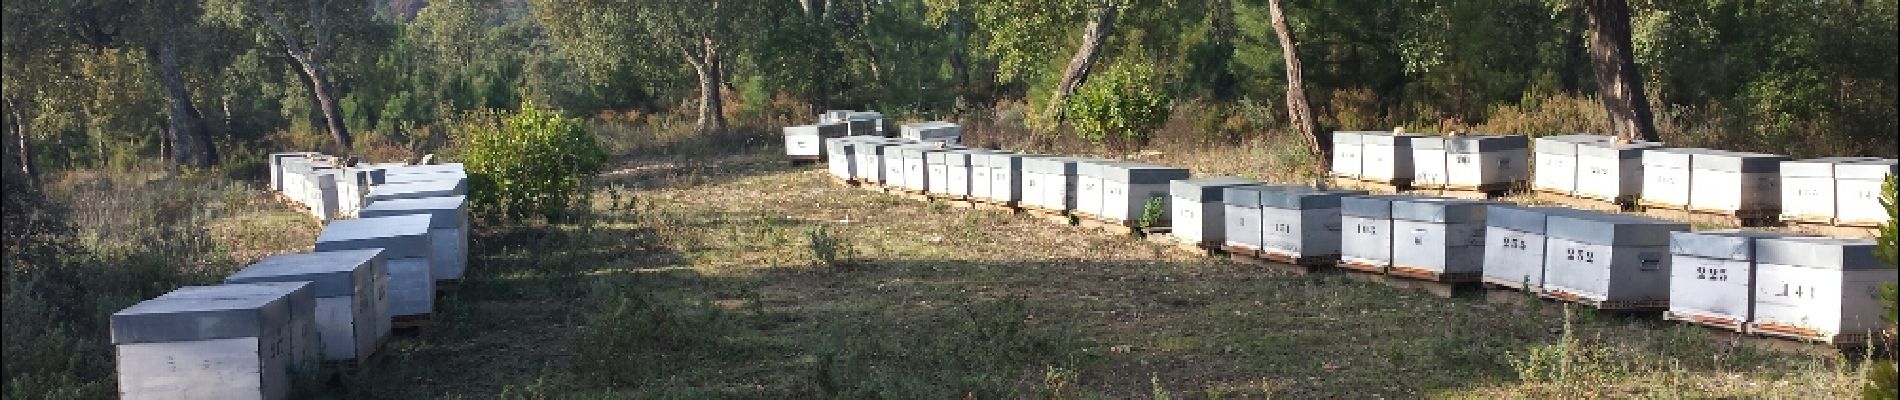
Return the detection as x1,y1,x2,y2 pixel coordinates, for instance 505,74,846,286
3,0,1897,180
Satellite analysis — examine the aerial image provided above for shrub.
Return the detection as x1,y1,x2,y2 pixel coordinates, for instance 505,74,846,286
463,103,609,221
1138,197,1167,230
806,226,856,269
1066,62,1172,149
1866,175,1897,400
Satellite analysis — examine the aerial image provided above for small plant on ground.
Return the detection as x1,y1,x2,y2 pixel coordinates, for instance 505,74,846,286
1067,61,1172,150
463,103,609,222
807,226,856,269
1138,197,1167,230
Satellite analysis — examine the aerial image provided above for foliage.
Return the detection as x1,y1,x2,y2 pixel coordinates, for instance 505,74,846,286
1066,62,1172,148
806,226,857,269
1138,197,1167,229
1868,175,1898,400
463,103,609,221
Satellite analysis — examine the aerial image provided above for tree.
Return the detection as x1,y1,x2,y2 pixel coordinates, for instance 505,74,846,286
1043,3,1118,121
536,0,753,133
1264,0,1326,172
1583,0,1658,142
147,1,219,167
210,0,363,150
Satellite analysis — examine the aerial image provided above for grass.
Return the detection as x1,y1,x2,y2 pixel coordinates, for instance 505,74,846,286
322,127,1874,399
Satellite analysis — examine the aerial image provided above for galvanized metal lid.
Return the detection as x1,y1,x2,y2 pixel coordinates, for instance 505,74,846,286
1259,188,1366,210
1668,230,1807,262
1486,206,1599,234
782,124,823,136
111,281,312,345
1221,185,1276,208
368,179,467,202
1640,147,1707,168
1575,140,1664,159
315,214,434,259
1690,150,1789,173
980,152,1035,169
1534,135,1611,155
1445,135,1529,153
1359,132,1422,146
1101,162,1189,184
1778,157,1880,178
1170,177,1261,202
1755,237,1883,269
1835,159,1898,180
1074,159,1118,178
360,195,467,229
1546,212,1689,246
382,170,466,186
1391,198,1493,223
1022,156,1091,175
1411,136,1448,150
227,249,383,298
925,150,961,165
1332,131,1371,146
1340,194,1427,219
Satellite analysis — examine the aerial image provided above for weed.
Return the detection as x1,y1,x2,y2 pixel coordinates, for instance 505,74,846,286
1138,197,1167,229
806,225,856,269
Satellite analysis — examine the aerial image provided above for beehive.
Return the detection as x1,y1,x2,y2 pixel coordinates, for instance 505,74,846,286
1389,198,1493,280
1665,230,1806,331
782,124,827,157
1542,213,1688,307
1778,157,1880,223
1481,206,1592,289
113,282,319,400
1073,160,1118,217
823,136,865,179
1258,188,1366,262
900,121,961,144
359,196,470,282
1221,185,1274,250
853,139,908,184
1834,159,1897,226
314,214,435,317
365,179,467,204
820,110,855,123
1330,131,1365,178
1021,157,1089,211
226,249,391,362
1169,177,1262,245
881,143,916,188
1412,135,1528,190
268,152,321,192
1688,150,1788,214
985,153,1035,203
305,170,341,221
897,144,955,192
1532,135,1609,195
1339,195,1423,271
1574,140,1663,201
1750,237,1896,343
843,112,883,136
955,150,1006,199
1359,132,1422,184
966,151,1001,199
1099,162,1191,224
924,150,957,195
280,157,312,201
1640,148,1708,208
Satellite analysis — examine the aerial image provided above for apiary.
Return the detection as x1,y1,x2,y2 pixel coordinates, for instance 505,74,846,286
314,214,435,318
1532,135,1609,195
1388,198,1493,281
1640,147,1709,209
1574,140,1663,202
1413,135,1528,190
226,249,391,362
1221,185,1275,251
1750,237,1897,344
1330,131,1365,178
1359,132,1422,185
1778,157,1880,223
1664,230,1808,331
112,282,319,400
1338,195,1423,272
1021,157,1089,211
1258,188,1366,264
1169,177,1262,245
1688,150,1788,215
359,196,469,282
984,153,1035,204
365,179,467,204
1542,213,1689,308
1098,162,1191,225
1834,159,1897,227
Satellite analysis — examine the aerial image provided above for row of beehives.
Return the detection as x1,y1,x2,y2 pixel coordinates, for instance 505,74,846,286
784,110,964,160
814,133,1894,347
108,154,472,400
1330,131,1897,227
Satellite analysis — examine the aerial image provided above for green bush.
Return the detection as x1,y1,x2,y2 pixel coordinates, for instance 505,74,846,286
1867,175,1897,400
463,103,609,221
1066,62,1172,149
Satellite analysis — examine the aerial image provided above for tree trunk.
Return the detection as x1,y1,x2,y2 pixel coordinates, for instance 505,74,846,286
6,101,36,185
1583,0,1659,142
949,12,971,106
686,39,727,133
1266,0,1327,172
1043,5,1118,121
149,22,219,167
253,4,352,151
297,59,354,151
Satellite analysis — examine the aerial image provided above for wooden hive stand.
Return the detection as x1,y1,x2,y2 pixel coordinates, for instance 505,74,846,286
1382,265,1482,298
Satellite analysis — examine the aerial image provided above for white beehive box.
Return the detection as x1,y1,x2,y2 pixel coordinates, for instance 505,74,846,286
986,153,1036,203
1532,135,1609,195
1339,195,1421,271
1640,148,1707,208
1688,150,1788,214
1169,177,1261,245
315,214,435,318
851,140,904,184
1542,213,1688,307
899,121,961,144
306,170,341,221
880,143,914,189
1221,185,1274,251
951,150,1004,199
844,112,883,136
1665,230,1807,331
1258,188,1366,262
1750,237,1896,344
1834,159,1897,227
966,151,1001,200
226,249,391,362
823,136,860,179
1021,157,1088,211
1359,132,1421,184
1481,206,1592,290
1099,162,1190,224
366,176,467,205
112,282,319,400
1073,160,1117,217
1778,157,1878,223
268,152,321,192
1574,140,1663,202
1413,135,1527,190
1389,198,1493,280
820,110,855,123
1330,131,1365,178
359,196,470,282
897,145,946,192
925,150,954,195
783,125,823,157
280,158,311,201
